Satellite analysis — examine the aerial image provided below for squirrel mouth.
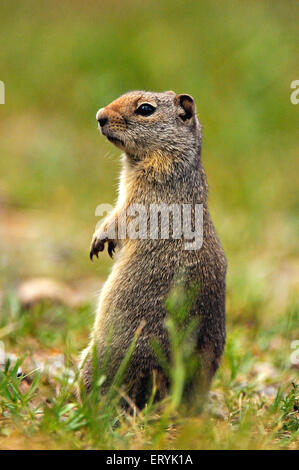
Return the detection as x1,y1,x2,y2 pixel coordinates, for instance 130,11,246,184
106,134,124,146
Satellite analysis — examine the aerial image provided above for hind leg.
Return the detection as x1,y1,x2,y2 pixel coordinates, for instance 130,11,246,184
183,285,226,413
77,342,98,400
128,369,169,411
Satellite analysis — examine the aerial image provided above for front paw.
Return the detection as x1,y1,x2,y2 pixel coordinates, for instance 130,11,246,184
90,234,116,261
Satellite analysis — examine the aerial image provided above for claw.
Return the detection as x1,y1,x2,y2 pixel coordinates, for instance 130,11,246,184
108,241,115,258
90,238,114,262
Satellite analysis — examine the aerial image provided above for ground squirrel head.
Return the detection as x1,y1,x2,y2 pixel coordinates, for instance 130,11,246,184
96,91,201,162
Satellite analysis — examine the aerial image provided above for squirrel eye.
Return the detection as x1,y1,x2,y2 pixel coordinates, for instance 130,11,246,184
135,103,156,116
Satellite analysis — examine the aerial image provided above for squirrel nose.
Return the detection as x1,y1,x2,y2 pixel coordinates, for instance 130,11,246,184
96,108,108,127
98,116,108,127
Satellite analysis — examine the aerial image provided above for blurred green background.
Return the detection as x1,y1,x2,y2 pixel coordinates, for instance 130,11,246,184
0,0,298,450
0,0,298,305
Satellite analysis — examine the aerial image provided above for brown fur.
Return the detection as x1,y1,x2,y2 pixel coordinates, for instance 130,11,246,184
79,91,227,410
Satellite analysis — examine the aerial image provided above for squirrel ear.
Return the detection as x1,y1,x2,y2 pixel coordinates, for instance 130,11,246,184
175,94,195,121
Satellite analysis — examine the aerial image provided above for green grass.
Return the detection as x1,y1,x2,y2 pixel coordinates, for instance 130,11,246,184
0,0,298,450
0,293,298,450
